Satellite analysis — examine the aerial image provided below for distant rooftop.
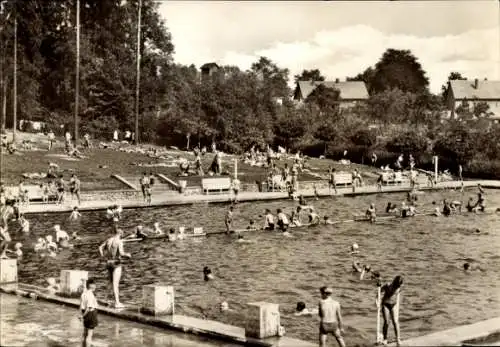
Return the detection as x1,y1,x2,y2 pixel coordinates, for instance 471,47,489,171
449,79,500,100
295,80,369,100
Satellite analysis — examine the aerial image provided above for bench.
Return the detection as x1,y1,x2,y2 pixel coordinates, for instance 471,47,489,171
333,173,353,186
381,172,409,185
4,185,57,202
201,177,231,194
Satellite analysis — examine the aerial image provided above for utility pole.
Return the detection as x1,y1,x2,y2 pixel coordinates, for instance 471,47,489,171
12,11,16,143
134,0,142,145
74,0,80,141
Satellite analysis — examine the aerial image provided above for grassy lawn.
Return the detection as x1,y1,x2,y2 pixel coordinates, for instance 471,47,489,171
1,131,380,190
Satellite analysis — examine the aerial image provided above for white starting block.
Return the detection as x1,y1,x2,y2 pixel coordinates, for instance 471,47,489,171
141,285,175,316
59,270,88,297
244,302,281,339
0,259,18,284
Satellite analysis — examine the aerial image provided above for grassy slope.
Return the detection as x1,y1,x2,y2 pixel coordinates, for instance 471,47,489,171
1,131,379,189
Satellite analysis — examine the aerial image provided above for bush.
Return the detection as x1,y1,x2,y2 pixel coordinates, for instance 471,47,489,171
350,129,376,147
301,141,327,157
464,160,500,180
386,130,428,155
326,144,371,164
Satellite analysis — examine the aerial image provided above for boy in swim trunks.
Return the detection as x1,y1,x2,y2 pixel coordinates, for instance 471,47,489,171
318,286,345,347
309,210,320,225
99,228,131,308
69,174,81,205
0,226,11,258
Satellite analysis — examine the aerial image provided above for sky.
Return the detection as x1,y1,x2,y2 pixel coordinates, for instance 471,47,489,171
158,1,500,94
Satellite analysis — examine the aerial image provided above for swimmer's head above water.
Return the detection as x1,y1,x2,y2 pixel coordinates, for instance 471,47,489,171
464,263,470,271
296,301,306,312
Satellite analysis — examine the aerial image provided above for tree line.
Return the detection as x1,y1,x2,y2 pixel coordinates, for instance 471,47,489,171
0,1,498,178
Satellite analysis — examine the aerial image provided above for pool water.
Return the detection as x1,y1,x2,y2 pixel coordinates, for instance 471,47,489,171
11,188,500,346
0,294,239,347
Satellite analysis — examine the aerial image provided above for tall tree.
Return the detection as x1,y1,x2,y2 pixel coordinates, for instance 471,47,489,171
294,69,325,83
250,56,290,98
371,49,429,94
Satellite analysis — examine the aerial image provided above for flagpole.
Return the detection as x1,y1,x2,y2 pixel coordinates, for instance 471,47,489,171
12,9,16,143
134,0,142,145
74,0,80,141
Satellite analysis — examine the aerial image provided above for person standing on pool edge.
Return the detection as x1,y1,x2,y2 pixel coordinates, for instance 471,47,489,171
80,278,98,347
318,286,345,347
377,275,403,346
99,228,131,309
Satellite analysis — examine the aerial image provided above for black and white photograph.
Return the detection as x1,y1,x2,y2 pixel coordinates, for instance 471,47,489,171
0,0,499,346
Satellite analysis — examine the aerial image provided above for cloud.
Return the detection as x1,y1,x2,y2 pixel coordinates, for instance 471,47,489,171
215,25,499,94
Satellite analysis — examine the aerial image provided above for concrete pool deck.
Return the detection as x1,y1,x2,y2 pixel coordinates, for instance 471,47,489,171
0,284,315,347
388,316,500,346
1,283,499,347
18,179,500,214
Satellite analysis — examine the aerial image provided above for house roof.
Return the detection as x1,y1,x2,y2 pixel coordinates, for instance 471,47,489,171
449,79,500,100
295,80,369,100
200,62,220,70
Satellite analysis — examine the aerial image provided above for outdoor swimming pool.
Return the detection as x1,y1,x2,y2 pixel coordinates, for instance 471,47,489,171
14,188,500,346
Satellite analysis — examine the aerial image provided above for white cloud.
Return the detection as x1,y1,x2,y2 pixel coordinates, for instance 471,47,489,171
215,24,499,94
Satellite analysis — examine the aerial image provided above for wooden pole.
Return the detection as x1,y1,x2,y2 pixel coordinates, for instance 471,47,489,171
134,0,142,145
376,286,382,344
433,156,438,183
74,0,80,141
12,13,16,142
234,158,237,179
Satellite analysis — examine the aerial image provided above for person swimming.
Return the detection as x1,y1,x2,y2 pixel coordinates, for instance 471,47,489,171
54,225,71,249
203,266,214,281
350,243,359,255
365,203,376,223
400,202,409,218
45,235,58,256
385,202,397,214
34,238,46,253
153,222,163,235
450,200,462,212
177,226,186,240
134,225,148,239
246,219,257,230
308,210,320,225
264,209,275,231
407,204,417,217
236,234,255,243
466,197,475,212
294,301,318,316
432,201,441,216
167,228,177,242
291,211,302,227
475,193,485,212
276,209,290,232
69,206,81,221
442,199,452,216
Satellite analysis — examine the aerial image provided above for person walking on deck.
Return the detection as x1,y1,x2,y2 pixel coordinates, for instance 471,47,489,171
98,228,131,308
80,278,98,347
318,286,346,347
69,174,81,205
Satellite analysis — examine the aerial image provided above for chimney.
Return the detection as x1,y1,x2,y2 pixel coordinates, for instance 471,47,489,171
335,78,340,83
474,78,478,89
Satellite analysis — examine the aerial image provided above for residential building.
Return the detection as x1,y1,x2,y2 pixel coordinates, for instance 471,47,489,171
293,79,369,109
445,78,500,121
